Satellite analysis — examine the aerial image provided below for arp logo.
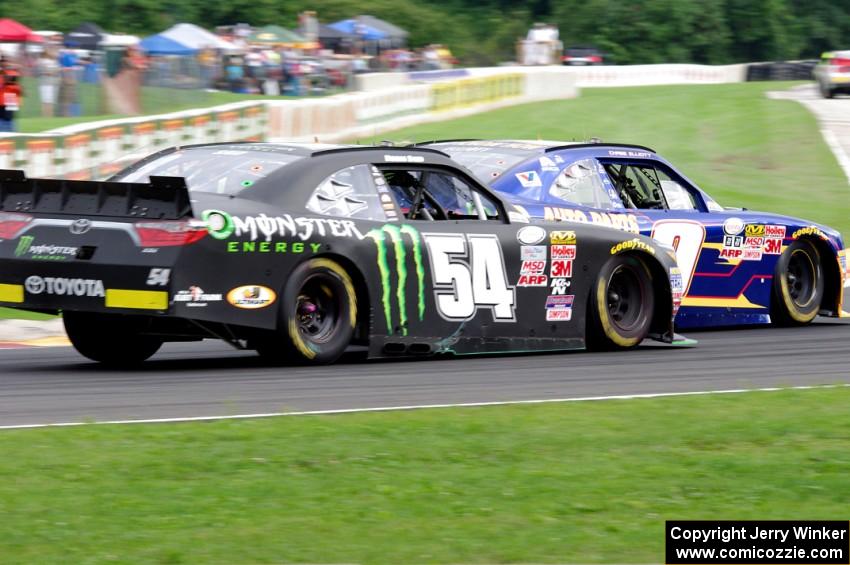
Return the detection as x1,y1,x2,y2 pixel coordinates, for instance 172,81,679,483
517,274,547,286
719,248,743,259
550,259,572,278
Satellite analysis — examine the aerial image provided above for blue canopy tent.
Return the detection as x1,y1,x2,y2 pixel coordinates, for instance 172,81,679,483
327,19,387,41
139,34,197,56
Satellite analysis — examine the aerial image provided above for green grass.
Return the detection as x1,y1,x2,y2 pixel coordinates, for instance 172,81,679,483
1,387,848,563
373,81,850,238
0,306,56,320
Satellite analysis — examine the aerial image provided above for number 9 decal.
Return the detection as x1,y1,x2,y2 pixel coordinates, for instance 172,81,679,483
650,220,705,295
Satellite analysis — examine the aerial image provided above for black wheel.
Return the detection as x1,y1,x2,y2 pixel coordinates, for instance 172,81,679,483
587,254,655,350
819,81,835,99
63,312,163,365
256,258,357,364
771,239,823,326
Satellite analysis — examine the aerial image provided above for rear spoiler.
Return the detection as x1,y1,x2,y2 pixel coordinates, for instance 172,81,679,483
0,170,192,220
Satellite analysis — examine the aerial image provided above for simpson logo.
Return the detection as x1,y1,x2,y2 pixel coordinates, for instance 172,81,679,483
742,248,763,261
551,244,576,260
521,245,547,260
515,171,542,188
546,308,572,321
550,259,573,278
24,276,105,297
745,224,765,237
765,225,786,238
227,285,277,309
520,260,546,275
517,274,547,286
516,225,546,245
549,230,576,245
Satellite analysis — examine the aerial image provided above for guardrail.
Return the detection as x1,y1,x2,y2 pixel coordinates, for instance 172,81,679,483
1,63,756,178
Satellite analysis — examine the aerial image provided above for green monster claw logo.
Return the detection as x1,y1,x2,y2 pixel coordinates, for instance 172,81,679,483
14,235,34,257
366,225,425,336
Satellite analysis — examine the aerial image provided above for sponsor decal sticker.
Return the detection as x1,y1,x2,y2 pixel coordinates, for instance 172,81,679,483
227,285,277,309
366,225,426,335
550,230,577,245
792,226,828,240
203,210,364,242
520,260,546,275
539,156,559,172
516,225,546,245
545,294,574,308
550,278,570,295
521,245,547,260
765,225,786,238
542,207,640,234
25,276,105,297
383,154,425,163
515,171,542,188
763,237,782,254
517,274,548,286
174,286,222,307
551,244,576,260
146,268,171,286
719,247,743,259
745,224,765,237
723,217,744,236
15,236,78,261
550,259,573,278
744,236,765,248
723,235,743,248
610,238,656,255
742,248,763,261
546,308,572,321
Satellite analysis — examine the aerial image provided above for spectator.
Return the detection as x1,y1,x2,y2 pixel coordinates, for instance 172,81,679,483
37,50,59,117
0,69,23,132
58,48,80,117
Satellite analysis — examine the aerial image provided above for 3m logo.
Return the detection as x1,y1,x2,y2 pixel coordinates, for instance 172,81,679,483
764,238,782,254
550,259,573,278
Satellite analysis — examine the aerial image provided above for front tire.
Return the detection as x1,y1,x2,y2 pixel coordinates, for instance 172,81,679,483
63,312,163,365
586,254,655,350
771,239,823,326
256,258,357,364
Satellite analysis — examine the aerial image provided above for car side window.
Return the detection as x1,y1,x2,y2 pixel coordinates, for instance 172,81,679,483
306,164,388,221
380,167,502,221
603,162,699,211
548,158,615,209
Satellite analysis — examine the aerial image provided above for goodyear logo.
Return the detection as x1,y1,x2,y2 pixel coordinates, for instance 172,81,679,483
366,225,425,336
611,238,656,255
745,224,765,237
792,226,828,240
550,230,576,245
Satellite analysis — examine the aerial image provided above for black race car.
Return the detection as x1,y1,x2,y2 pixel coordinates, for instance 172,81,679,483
0,143,684,365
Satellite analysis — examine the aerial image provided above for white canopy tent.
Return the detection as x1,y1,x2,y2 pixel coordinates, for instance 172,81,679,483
161,23,238,51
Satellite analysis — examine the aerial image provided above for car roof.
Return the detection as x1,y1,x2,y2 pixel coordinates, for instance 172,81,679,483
424,139,656,154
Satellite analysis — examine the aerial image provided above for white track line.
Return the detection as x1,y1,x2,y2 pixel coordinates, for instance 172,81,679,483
821,128,850,186
1,383,848,431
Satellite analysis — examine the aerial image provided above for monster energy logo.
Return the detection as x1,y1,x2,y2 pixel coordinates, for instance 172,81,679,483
15,236,33,257
366,225,425,336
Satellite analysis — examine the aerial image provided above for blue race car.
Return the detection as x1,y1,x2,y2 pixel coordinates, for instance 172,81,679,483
423,140,849,329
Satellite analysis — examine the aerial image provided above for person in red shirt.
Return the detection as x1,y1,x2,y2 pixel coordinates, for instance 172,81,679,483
0,69,23,132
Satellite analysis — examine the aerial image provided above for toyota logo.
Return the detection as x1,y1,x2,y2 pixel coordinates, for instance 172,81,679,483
24,276,45,294
70,219,92,235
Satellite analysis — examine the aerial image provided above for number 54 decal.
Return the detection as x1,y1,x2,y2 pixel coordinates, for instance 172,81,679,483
423,233,516,322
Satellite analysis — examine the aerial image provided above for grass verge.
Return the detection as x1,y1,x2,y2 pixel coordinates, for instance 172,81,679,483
0,306,57,321
373,81,850,238
1,387,848,563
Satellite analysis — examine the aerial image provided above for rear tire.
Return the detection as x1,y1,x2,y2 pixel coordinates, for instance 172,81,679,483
256,258,357,364
771,239,823,326
63,312,163,365
586,254,655,350
819,81,835,99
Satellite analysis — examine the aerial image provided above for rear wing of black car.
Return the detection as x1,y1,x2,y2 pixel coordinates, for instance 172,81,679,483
0,170,192,220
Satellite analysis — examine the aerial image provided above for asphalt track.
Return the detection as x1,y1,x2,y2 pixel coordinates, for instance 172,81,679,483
0,319,848,427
